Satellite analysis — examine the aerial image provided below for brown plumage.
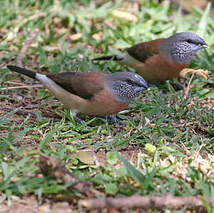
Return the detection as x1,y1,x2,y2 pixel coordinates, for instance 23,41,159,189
47,72,104,100
47,72,129,116
7,65,148,123
93,32,207,83
126,39,162,63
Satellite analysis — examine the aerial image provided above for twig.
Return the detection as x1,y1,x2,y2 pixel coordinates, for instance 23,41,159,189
39,154,101,198
16,28,39,67
4,81,27,85
183,72,195,99
80,194,212,211
1,84,43,91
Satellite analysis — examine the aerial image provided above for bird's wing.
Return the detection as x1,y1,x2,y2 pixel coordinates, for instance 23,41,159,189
126,38,164,63
47,72,104,100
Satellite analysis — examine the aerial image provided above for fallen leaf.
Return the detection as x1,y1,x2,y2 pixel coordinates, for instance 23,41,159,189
112,9,138,22
75,151,94,165
180,68,209,80
92,32,102,41
70,33,82,41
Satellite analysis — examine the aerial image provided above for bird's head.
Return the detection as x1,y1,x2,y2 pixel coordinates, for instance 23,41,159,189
161,32,207,64
105,72,148,103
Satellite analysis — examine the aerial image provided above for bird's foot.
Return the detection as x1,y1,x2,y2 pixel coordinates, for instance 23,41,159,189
105,115,123,126
72,114,91,129
170,82,184,91
73,115,85,124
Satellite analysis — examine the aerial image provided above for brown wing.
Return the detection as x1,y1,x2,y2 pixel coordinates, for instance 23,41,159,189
47,72,105,100
126,38,164,63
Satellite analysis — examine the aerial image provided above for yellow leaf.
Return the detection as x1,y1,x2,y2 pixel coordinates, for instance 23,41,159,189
112,10,138,22
180,68,209,80
75,151,94,165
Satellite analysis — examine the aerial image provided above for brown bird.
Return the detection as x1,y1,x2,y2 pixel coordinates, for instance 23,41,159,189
7,65,148,124
93,32,207,89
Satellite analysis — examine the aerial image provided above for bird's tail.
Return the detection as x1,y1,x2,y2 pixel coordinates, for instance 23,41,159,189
93,55,124,61
7,65,36,79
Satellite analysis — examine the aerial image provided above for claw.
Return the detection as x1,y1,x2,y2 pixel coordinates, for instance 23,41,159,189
70,110,91,129
105,115,123,126
170,81,184,91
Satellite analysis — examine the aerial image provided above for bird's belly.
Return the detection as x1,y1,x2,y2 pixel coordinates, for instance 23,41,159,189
122,54,188,81
136,60,188,81
82,90,129,116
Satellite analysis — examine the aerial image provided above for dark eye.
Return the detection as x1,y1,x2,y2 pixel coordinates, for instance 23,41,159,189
127,79,133,84
126,78,141,87
186,39,200,45
186,39,193,43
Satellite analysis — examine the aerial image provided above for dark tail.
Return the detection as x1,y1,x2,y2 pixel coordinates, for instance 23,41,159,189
7,65,36,79
93,55,123,61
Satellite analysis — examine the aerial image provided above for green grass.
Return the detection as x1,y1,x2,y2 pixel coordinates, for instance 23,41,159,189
0,0,214,211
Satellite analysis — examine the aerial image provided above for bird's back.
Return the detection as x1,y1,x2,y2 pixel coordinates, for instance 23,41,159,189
48,72,105,100
126,38,164,63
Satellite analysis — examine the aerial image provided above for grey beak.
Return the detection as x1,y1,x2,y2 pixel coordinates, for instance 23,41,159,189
140,79,148,90
134,82,148,93
134,87,144,93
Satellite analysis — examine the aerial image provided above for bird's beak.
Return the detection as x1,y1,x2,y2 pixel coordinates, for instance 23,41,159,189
134,87,142,93
134,82,148,93
202,44,208,48
140,80,148,90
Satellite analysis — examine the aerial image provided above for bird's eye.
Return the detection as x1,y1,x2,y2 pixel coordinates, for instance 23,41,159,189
186,39,192,43
126,78,141,87
127,79,133,84
186,39,201,46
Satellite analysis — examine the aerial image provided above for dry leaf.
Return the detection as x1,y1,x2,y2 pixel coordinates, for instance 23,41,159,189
6,31,16,42
112,9,138,22
70,33,82,41
92,32,102,41
180,68,209,80
75,151,94,165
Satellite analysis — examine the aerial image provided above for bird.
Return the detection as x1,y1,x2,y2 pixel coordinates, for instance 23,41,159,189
93,32,207,89
7,65,148,125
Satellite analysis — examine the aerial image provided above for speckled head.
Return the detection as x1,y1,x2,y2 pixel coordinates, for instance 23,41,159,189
160,32,207,64
105,72,148,103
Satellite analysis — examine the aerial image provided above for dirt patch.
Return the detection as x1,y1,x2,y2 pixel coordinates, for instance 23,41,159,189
0,196,76,213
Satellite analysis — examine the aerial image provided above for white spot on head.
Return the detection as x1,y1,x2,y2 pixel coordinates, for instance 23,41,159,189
135,74,141,80
35,73,47,81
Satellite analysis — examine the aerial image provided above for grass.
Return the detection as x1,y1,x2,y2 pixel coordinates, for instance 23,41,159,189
0,0,214,212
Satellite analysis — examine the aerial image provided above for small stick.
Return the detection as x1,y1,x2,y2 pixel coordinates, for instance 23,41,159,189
183,72,195,99
16,28,39,67
1,84,43,91
80,194,212,211
4,81,27,85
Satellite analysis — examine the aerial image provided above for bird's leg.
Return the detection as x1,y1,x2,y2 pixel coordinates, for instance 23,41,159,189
70,110,90,128
73,114,85,124
105,115,123,126
149,81,184,91
170,81,184,91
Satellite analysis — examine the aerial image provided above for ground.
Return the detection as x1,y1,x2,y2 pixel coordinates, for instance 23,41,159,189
0,0,214,212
